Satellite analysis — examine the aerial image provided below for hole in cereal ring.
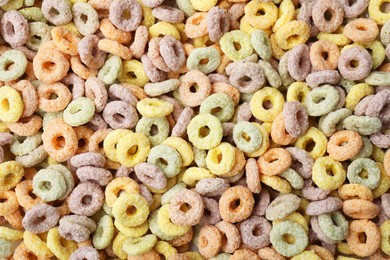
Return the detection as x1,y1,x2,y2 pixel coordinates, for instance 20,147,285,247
242,132,251,142
0,198,7,203
179,203,192,213
49,93,58,100
189,84,199,93
42,181,52,190
158,158,168,166
253,226,262,236
28,190,37,199
217,153,223,163
359,169,369,179
348,0,357,4
286,35,300,43
324,9,333,21
127,146,138,156
150,124,159,136
256,9,266,16
380,2,390,12
297,92,305,103
321,52,329,60
4,61,14,71
126,205,137,215
55,136,66,149
326,169,335,176
358,232,367,243
122,9,131,20
49,7,60,16
262,100,273,110
211,107,222,115
1,98,10,111
5,22,15,36
80,14,88,23
200,58,209,65
33,215,46,224
113,113,126,123
240,75,252,83
304,139,316,152
229,199,241,211
127,71,137,79
199,126,210,137
3,174,13,185
221,233,227,245
78,138,87,148
43,61,56,72
233,42,242,51
350,60,360,68
81,195,92,205
282,233,296,244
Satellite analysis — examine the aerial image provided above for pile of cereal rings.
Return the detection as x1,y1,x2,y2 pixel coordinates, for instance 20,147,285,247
0,0,390,259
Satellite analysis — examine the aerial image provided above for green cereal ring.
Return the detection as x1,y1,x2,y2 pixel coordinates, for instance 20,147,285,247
258,60,282,89
123,234,157,256
147,144,183,178
279,51,294,89
136,117,170,147
160,183,186,205
304,85,339,116
176,0,195,16
343,115,382,136
98,55,122,85
347,158,380,189
103,202,113,217
364,72,390,86
0,50,27,81
144,79,180,97
187,114,223,150
351,137,373,160
265,194,301,221
193,146,207,168
1,0,23,11
339,78,355,93
220,30,253,61
72,2,99,36
63,97,95,126
10,133,42,156
19,7,46,22
32,169,67,202
199,93,234,122
24,0,35,6
232,121,262,153
281,168,304,190
318,211,348,241
318,108,352,137
187,47,221,74
149,210,176,240
93,215,115,250
47,164,74,200
251,30,272,61
210,253,232,260
42,111,63,130
270,221,308,257
240,93,254,102
0,238,12,258
26,22,52,51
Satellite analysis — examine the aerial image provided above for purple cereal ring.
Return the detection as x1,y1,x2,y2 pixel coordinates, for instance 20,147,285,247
365,89,390,123
207,7,230,42
0,132,13,146
252,189,270,217
229,62,265,94
61,73,85,100
306,197,342,215
285,147,314,179
306,70,341,88
195,178,230,197
339,0,368,18
78,35,107,70
141,54,167,83
312,0,344,33
134,162,167,190
334,86,346,109
338,46,372,81
22,204,60,234
302,179,330,201
297,0,319,37
108,84,138,107
0,10,29,47
87,113,108,131
152,6,185,23
102,101,139,129
0,147,3,163
58,221,90,242
109,0,142,32
172,107,195,138
228,3,245,30
148,37,170,72
382,193,390,217
354,95,374,116
70,246,100,260
287,44,311,81
70,152,106,168
309,228,337,254
139,184,153,206
85,77,108,113
236,102,253,122
68,182,104,216
76,166,113,186
159,36,186,72
160,95,183,121
199,197,221,226
208,73,230,84
142,0,164,8
370,129,390,149
42,0,72,26
239,216,271,250
169,189,204,226
115,166,133,178
283,101,309,138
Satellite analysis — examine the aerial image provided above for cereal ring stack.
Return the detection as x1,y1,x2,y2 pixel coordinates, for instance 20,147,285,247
0,0,389,259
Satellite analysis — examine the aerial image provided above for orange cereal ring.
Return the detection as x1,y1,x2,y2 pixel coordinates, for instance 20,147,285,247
98,39,132,60
219,186,254,223
70,55,98,80
13,242,46,260
327,130,363,161
346,219,380,257
0,190,18,216
12,80,38,118
198,225,222,259
122,83,147,100
211,82,240,106
15,179,43,210
219,148,246,178
270,113,297,146
33,43,70,84
231,249,260,260
74,126,94,154
4,207,23,230
42,119,78,162
344,18,379,44
342,199,380,219
379,63,390,72
184,12,208,39
309,40,339,71
7,115,42,137
37,82,72,112
257,247,285,260
88,129,112,155
384,148,390,176
338,184,373,201
99,18,132,45
257,148,292,176
51,26,80,56
306,245,334,260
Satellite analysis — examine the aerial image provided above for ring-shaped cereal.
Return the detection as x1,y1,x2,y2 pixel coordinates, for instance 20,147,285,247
0,190,18,216
244,1,278,30
162,137,194,167
41,119,77,162
317,211,348,241
15,180,43,209
23,231,53,258
169,189,204,226
32,169,67,201
304,85,339,117
0,86,23,123
190,0,217,11
108,0,142,32
344,18,379,44
294,127,328,160
112,192,149,227
51,26,80,56
309,40,339,71
149,22,180,40
184,12,208,39
257,148,291,176
312,156,346,191
206,142,235,175
157,204,190,237
147,144,182,178
250,87,284,122
219,186,254,223
347,158,381,189
327,130,363,161
105,177,140,207
199,93,234,122
0,161,24,191
72,2,99,36
233,121,262,153
0,50,28,82
122,234,157,256
369,0,390,25
286,82,310,104
274,21,310,50
187,114,223,150
136,98,173,118
338,45,372,81
118,60,149,87
220,30,253,61
12,80,38,118
97,55,122,85
187,47,221,74
178,70,211,107
346,220,380,257
47,227,78,260
63,97,95,126
198,225,222,258
116,132,150,168
312,0,344,33
136,116,169,147
37,82,72,113
103,129,132,162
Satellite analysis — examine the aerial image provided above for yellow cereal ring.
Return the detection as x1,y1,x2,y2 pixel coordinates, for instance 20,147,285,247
372,145,384,163
105,177,140,207
372,162,390,198
240,15,257,35
274,21,310,50
153,240,178,259
149,22,180,40
0,86,24,123
345,83,374,110
337,242,354,255
157,204,190,236
363,41,386,69
187,114,223,150
260,174,292,193
118,60,149,86
147,176,177,194
317,26,351,46
244,1,278,30
273,0,294,32
250,87,285,122
369,0,390,25
163,137,194,167
23,231,53,258
246,123,270,158
117,132,150,167
112,193,149,227
286,82,310,104
114,219,149,238
295,127,328,160
136,0,155,27
380,220,390,255
47,227,77,260
136,98,173,118
182,167,214,186
206,142,236,175
123,234,158,256
312,156,346,190
103,129,132,162
220,30,253,61
269,33,286,60
0,226,23,240
273,212,309,233
291,251,321,260
0,161,24,191
112,232,128,260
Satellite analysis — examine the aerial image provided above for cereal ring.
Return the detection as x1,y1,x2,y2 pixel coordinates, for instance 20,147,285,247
250,87,284,122
187,114,223,150
68,182,104,216
109,0,142,32
283,101,309,138
229,62,265,94
312,0,344,33
309,40,339,71
198,225,222,259
270,221,308,257
344,18,378,44
0,10,29,47
346,220,380,257
22,204,60,234
312,156,346,190
219,186,254,223
220,30,253,61
265,194,301,221
327,130,363,161
347,158,380,189
338,46,372,81
169,189,204,226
